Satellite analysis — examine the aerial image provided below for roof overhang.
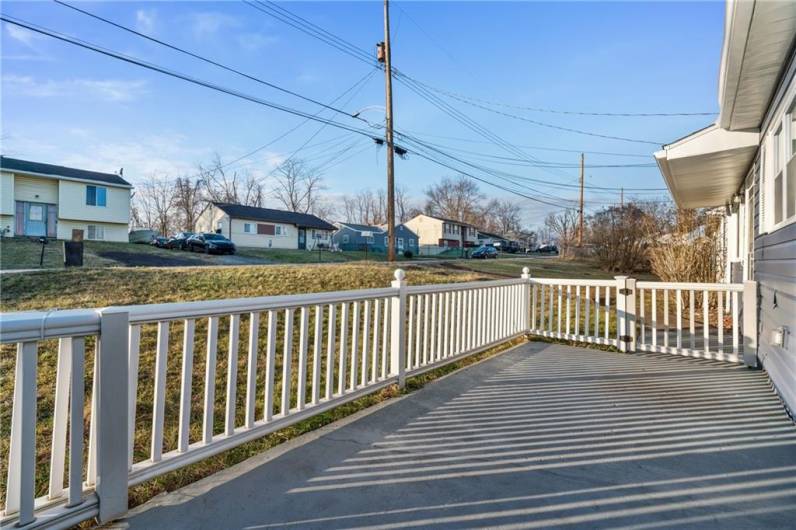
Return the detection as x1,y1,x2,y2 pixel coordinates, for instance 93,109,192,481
654,124,759,208
718,0,796,131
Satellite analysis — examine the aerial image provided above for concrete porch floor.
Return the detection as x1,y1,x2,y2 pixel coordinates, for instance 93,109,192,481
120,342,796,529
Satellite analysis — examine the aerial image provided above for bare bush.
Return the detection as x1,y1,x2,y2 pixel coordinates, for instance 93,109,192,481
589,203,651,272
648,209,723,283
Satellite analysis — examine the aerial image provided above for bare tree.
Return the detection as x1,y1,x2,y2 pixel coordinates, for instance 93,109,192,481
132,176,176,235
199,154,264,207
272,159,324,213
395,185,414,223
341,189,385,225
481,199,522,235
424,176,484,224
544,209,579,258
172,176,203,232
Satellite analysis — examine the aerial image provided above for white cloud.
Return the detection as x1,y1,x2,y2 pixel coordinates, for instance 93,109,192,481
5,24,40,48
188,12,240,38
237,32,277,51
2,75,148,102
135,9,157,34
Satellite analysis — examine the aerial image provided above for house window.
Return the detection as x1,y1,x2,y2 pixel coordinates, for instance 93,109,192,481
397,237,404,249
409,239,415,247
384,236,388,245
244,223,252,233
86,185,107,207
774,125,784,225
342,234,349,243
216,221,223,233
87,225,104,240
311,229,316,239
787,100,796,220
275,225,284,236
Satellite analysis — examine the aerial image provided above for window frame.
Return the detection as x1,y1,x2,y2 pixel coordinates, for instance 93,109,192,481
766,91,796,231
86,185,107,207
244,223,252,233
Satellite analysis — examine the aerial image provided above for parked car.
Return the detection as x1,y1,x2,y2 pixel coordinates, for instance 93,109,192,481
186,233,236,255
536,244,559,254
471,245,498,259
150,236,169,248
166,232,194,250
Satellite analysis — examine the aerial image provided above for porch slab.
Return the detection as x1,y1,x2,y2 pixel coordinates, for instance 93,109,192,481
120,342,796,529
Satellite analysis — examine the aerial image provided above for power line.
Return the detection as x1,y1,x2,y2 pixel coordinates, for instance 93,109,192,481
53,0,368,123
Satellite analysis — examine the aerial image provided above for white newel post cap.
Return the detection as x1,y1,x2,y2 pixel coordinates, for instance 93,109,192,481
392,268,406,287
521,267,531,279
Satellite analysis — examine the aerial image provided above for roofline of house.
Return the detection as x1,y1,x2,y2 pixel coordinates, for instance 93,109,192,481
1,167,133,189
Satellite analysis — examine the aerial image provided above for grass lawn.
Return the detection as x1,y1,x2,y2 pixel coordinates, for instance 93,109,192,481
437,255,659,280
0,238,435,270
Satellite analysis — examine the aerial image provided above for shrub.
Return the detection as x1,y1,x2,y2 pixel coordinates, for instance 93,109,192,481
403,250,414,259
648,209,723,283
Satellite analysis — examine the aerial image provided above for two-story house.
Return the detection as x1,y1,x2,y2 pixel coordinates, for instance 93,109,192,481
404,214,478,249
196,202,336,249
0,156,132,242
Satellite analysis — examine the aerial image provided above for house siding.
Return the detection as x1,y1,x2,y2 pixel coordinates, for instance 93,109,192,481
754,221,796,413
14,175,59,204
58,180,130,225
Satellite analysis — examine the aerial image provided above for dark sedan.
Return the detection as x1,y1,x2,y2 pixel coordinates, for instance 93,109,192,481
471,245,498,259
150,236,169,248
186,233,236,255
166,232,194,250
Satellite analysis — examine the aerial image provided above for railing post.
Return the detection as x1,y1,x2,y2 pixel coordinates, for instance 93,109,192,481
390,269,407,388
521,267,531,333
626,277,637,352
614,276,631,353
95,308,129,523
742,280,758,367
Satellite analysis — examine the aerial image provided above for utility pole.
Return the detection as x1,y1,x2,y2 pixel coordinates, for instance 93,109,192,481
620,187,624,207
578,153,584,247
379,0,396,262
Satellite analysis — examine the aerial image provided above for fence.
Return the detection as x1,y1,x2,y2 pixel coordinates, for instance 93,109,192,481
0,269,757,529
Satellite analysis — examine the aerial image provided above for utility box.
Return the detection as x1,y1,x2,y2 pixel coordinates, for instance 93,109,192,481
65,229,84,267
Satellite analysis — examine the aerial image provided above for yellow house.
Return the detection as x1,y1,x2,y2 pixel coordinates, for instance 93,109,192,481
404,214,479,248
0,156,132,242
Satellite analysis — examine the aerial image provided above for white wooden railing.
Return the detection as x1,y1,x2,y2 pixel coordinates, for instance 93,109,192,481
0,269,758,529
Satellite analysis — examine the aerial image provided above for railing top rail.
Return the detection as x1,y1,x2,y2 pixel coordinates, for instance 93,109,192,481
529,278,615,287
405,278,522,295
126,286,397,324
0,308,101,343
636,281,744,291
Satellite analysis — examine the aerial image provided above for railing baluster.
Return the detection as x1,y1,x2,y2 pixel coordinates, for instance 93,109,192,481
663,289,670,349
264,310,277,422
548,284,554,333
676,289,683,349
151,321,170,461
203,316,219,443
281,308,295,415
381,299,389,378
703,290,710,354
594,286,601,341
639,289,645,346
423,294,431,364
296,307,309,411
338,303,348,394
531,284,538,331
312,305,323,403
67,337,85,508
431,293,439,359
350,302,360,389
652,289,658,348
539,285,546,332
415,295,424,364
584,285,591,337
371,300,380,380
225,314,240,434
6,341,38,524
717,291,724,352
574,286,580,337
732,290,740,355
455,290,463,353
49,338,72,500
406,296,415,368
557,285,563,336
361,300,371,382
689,290,696,349
604,287,610,341
325,304,336,398
179,319,195,451
565,285,571,336
127,324,141,467
245,313,259,428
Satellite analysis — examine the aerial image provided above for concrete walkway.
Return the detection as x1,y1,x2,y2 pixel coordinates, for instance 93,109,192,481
121,343,796,529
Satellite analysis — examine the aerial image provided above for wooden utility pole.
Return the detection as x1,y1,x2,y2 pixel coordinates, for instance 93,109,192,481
380,0,397,262
620,187,624,207
578,153,584,247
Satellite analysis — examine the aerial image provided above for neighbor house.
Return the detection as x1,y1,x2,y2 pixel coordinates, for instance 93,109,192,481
0,156,132,242
476,230,508,248
332,222,419,253
404,214,478,248
654,0,796,411
196,202,336,249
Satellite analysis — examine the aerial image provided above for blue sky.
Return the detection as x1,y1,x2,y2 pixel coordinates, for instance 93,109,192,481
1,1,725,226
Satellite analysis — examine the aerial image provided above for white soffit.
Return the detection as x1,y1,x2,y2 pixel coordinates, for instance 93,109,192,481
655,124,759,208
718,0,796,131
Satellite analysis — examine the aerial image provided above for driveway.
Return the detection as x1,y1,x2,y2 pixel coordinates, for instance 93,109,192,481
121,343,796,529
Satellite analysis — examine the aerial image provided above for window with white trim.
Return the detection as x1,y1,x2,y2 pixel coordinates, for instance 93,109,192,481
244,223,252,233
275,225,284,236
87,225,104,240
